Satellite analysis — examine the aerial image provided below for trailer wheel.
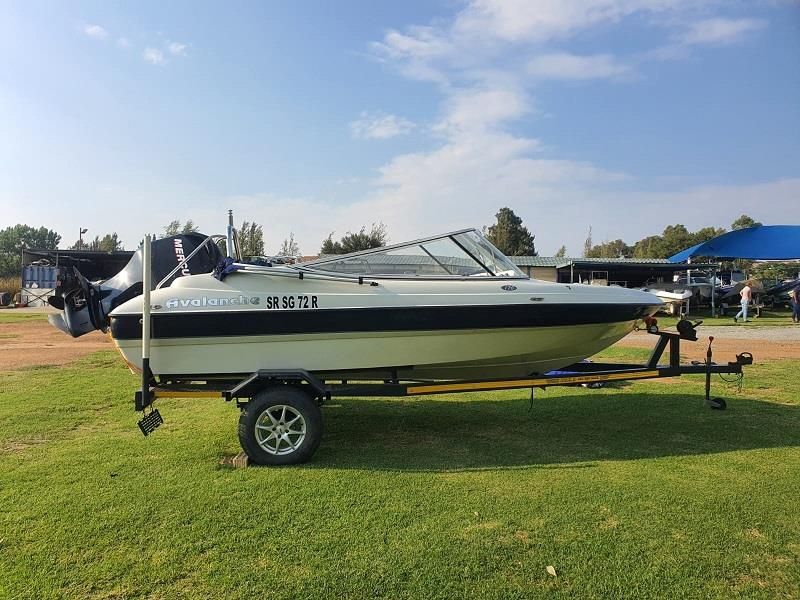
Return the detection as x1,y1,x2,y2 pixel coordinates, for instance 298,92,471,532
238,387,322,465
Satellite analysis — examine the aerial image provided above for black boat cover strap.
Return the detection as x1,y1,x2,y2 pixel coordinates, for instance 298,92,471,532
213,257,242,281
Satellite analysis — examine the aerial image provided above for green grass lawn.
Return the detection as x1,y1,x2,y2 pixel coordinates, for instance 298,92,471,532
1,351,798,599
0,310,49,324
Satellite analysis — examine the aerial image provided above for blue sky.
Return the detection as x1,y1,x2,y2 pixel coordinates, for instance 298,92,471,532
2,0,799,255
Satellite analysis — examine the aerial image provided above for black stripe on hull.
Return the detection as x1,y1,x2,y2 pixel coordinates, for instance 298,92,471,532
110,303,658,340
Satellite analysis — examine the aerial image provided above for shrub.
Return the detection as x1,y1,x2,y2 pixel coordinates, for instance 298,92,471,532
0,276,21,296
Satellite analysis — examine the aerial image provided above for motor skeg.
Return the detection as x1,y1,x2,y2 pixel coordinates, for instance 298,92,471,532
48,233,222,337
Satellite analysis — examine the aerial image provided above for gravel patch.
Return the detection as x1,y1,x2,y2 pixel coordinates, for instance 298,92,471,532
690,326,800,342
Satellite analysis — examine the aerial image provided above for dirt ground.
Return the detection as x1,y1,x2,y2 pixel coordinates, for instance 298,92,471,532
1,313,798,371
617,327,800,363
0,319,111,370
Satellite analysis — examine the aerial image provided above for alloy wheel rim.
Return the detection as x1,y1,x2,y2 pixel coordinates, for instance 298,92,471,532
254,405,307,455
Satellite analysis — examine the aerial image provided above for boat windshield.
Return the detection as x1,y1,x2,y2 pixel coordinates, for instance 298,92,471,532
301,229,526,278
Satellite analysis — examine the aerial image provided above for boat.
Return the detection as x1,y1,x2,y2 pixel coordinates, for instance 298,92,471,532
48,228,662,381
645,276,712,302
675,275,714,299
717,279,765,301
638,287,691,315
764,277,800,307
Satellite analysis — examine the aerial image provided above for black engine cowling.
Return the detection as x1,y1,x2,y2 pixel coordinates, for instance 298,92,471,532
48,233,222,337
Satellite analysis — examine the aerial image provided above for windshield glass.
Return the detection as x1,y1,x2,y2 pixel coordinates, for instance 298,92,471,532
452,231,526,277
304,230,526,278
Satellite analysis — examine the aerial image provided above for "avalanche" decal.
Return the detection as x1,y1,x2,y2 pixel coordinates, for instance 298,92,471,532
164,295,319,309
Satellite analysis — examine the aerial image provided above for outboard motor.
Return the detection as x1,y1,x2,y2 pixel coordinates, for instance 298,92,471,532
48,233,223,337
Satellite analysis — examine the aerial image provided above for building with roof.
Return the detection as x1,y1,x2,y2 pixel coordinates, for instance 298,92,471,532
511,256,716,287
22,248,134,281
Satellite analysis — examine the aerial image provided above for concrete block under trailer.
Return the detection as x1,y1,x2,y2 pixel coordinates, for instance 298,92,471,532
134,325,753,466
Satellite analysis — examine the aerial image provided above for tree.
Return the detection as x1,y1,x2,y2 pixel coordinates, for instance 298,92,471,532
278,233,300,257
658,224,696,259
164,220,181,236
554,245,567,258
340,224,388,253
631,235,661,258
319,233,340,255
164,220,199,236
319,224,389,255
69,232,123,252
68,237,86,250
485,208,536,256
238,221,264,256
752,261,800,282
629,224,729,259
582,226,593,258
586,239,631,259
693,227,726,245
731,214,762,230
688,227,727,263
98,233,123,252
630,224,694,259
0,224,61,277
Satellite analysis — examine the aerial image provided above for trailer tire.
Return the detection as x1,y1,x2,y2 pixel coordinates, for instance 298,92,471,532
238,387,322,466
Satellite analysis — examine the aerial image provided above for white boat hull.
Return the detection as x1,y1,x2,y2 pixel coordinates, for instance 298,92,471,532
109,272,661,380
113,320,638,380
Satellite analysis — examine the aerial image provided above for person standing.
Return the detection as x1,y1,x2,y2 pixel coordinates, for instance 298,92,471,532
734,282,752,323
791,285,800,324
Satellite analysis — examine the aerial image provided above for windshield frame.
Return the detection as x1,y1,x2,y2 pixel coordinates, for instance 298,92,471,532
297,229,529,280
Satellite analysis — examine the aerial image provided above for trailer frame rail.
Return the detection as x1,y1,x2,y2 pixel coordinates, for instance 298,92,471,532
136,324,752,410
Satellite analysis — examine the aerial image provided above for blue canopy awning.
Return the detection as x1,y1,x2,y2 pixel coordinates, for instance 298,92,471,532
669,225,800,262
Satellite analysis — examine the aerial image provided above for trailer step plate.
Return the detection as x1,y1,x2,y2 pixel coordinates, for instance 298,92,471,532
138,409,163,436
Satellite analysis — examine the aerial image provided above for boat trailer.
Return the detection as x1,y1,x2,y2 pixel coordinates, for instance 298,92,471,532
134,319,753,466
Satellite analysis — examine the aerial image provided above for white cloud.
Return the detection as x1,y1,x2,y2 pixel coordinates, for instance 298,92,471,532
345,0,786,256
10,1,787,257
168,42,188,56
369,26,452,83
370,26,451,61
5,175,796,262
143,48,166,65
369,1,709,84
208,175,800,260
527,52,630,80
116,37,131,49
579,179,800,255
454,0,623,43
83,24,109,40
679,18,767,46
452,0,699,43
352,1,649,248
350,112,416,140
645,17,767,61
361,123,627,245
436,87,532,134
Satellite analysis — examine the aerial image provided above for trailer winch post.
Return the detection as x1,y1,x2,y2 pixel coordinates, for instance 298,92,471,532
136,234,164,434
141,234,152,410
